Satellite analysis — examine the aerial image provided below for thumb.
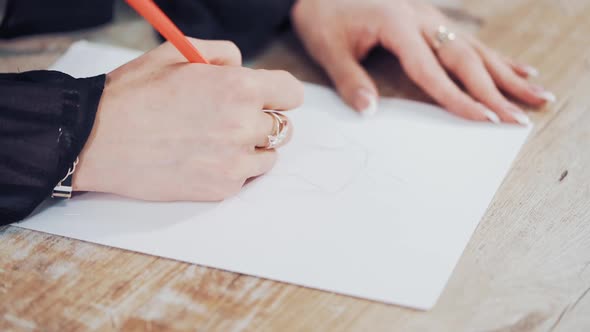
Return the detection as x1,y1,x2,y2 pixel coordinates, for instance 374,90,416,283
321,52,379,115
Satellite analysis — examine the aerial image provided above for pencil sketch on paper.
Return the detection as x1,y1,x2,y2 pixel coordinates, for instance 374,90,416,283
262,112,408,195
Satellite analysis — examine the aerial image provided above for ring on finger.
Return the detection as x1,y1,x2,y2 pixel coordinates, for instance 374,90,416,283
432,25,457,50
263,111,290,149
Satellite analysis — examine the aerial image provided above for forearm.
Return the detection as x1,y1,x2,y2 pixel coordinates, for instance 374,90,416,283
0,71,105,224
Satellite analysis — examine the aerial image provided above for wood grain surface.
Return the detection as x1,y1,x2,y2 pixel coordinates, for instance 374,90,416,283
1,1,589,331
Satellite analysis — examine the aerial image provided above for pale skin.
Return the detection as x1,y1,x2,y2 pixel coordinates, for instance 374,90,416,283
73,39,303,201
74,0,554,201
291,0,555,124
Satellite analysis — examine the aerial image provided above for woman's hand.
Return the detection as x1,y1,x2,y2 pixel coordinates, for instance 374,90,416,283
73,38,304,201
291,0,555,124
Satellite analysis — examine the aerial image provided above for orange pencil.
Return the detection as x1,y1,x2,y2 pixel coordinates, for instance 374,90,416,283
125,0,209,64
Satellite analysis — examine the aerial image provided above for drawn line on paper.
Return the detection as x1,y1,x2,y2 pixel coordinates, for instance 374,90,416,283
244,125,408,201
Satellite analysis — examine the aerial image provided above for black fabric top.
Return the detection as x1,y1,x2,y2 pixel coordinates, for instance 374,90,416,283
0,72,105,224
0,0,115,38
0,0,295,225
0,0,295,58
154,0,295,57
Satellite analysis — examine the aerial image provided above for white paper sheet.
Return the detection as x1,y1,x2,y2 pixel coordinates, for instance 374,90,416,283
17,41,532,310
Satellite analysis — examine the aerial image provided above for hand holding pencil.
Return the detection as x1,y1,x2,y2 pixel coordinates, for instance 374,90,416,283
73,4,304,202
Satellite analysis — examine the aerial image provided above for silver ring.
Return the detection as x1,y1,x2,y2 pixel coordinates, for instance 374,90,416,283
264,111,289,149
433,25,456,50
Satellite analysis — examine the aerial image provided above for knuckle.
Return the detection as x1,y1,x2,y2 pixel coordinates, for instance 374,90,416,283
399,51,416,68
400,51,431,81
505,74,529,93
444,57,461,72
446,99,480,120
453,50,481,72
418,67,435,83
222,106,256,132
268,69,295,84
284,71,305,102
269,69,305,105
186,36,203,44
157,41,175,53
229,122,256,145
379,11,400,26
464,51,483,68
174,64,201,81
461,110,484,121
494,66,529,97
275,69,293,80
284,69,298,80
222,154,250,181
410,61,435,82
228,72,260,102
220,40,242,62
446,94,469,108
444,93,470,111
157,65,194,89
439,91,476,116
515,82,534,97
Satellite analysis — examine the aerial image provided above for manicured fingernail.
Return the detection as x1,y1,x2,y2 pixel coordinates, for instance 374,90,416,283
355,88,378,116
540,91,556,103
531,85,557,103
522,65,539,78
506,105,531,126
477,103,500,124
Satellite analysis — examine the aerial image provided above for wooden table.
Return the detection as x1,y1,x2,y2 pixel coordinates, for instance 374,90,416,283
1,1,589,330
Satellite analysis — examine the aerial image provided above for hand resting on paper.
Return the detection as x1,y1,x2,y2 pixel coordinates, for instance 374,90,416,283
291,0,556,124
72,39,303,201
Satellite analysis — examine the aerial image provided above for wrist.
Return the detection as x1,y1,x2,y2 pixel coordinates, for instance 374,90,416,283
71,74,111,193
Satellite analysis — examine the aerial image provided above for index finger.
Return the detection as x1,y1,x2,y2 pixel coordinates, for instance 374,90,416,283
253,69,305,111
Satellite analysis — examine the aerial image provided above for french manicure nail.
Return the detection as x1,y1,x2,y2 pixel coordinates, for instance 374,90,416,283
477,104,500,124
531,85,557,103
522,65,539,78
355,88,378,117
506,105,531,126
539,91,556,103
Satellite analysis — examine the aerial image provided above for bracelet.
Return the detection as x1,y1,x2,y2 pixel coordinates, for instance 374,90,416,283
52,157,79,199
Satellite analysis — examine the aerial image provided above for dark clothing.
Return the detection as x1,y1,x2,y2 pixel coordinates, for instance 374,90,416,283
0,0,294,225
154,0,295,58
0,0,115,39
0,0,295,57
0,72,104,223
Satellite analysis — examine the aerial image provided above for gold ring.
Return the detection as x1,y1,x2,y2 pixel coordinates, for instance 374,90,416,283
263,111,289,149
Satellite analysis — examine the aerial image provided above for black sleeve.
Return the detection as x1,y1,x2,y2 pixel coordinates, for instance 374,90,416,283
0,71,105,225
154,0,296,58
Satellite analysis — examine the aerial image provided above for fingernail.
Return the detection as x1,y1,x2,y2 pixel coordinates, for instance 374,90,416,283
506,105,531,126
355,88,378,116
477,103,500,124
531,85,557,103
522,65,539,78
